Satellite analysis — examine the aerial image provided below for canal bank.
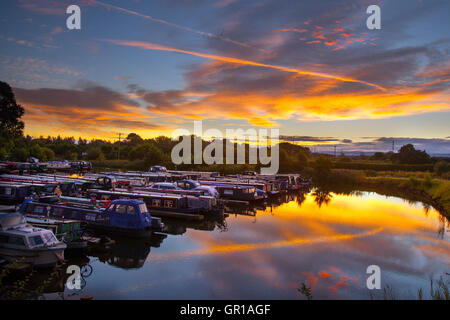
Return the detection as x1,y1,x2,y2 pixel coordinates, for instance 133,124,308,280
314,170,450,219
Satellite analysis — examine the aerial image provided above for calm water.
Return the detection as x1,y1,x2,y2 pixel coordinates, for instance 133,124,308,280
45,191,449,299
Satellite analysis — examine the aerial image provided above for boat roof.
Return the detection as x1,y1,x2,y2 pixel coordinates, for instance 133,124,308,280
1,225,51,236
25,216,79,224
88,189,185,199
213,184,254,189
0,212,27,230
110,199,146,206
0,182,32,188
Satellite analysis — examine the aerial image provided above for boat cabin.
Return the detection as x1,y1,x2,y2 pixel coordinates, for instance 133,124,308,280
213,184,260,201
0,183,32,205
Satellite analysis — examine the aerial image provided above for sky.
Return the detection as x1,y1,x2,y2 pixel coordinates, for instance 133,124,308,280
0,0,449,154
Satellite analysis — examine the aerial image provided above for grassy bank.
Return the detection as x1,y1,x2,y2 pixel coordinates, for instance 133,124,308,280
317,169,450,218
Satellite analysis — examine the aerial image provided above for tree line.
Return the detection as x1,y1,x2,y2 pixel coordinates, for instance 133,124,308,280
1,80,449,177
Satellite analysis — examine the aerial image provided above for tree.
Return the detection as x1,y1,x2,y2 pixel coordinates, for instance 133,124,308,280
371,152,385,161
0,81,25,139
279,149,291,172
296,150,308,168
11,147,29,162
29,144,45,161
42,147,55,161
86,147,101,160
129,144,152,160
126,133,143,146
312,155,332,181
143,144,167,166
397,144,431,164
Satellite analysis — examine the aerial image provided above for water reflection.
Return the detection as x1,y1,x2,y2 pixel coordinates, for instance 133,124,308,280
162,218,228,235
3,189,448,300
87,234,167,269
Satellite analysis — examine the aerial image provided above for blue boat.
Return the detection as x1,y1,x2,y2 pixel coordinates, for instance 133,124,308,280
19,198,164,238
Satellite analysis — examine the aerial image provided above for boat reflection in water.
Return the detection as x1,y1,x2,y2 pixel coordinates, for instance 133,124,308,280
87,233,167,269
0,254,92,299
3,187,449,300
162,217,228,235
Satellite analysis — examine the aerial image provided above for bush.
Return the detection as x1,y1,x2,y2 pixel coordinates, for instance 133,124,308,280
11,147,29,162
338,155,351,163
422,172,434,189
0,148,6,161
406,176,420,188
313,156,332,182
365,170,378,177
434,161,450,177
296,150,308,168
97,152,106,161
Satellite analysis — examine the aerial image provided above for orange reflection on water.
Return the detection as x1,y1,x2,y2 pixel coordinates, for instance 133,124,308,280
263,193,446,236
138,192,449,299
150,226,384,262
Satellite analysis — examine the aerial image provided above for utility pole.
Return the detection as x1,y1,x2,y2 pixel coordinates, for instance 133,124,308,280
392,140,395,152
118,132,122,160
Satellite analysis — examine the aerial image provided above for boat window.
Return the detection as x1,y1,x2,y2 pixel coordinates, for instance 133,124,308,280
178,182,185,189
139,203,148,213
33,206,44,214
53,207,65,216
42,232,57,243
106,204,115,211
127,206,135,214
224,189,234,195
152,199,161,207
164,200,176,208
29,235,44,246
8,236,25,246
115,204,127,214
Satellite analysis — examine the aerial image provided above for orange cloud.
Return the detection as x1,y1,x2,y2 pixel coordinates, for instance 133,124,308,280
325,40,338,46
281,28,308,33
104,39,386,91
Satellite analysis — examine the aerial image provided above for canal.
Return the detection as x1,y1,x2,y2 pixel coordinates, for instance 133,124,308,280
36,190,450,299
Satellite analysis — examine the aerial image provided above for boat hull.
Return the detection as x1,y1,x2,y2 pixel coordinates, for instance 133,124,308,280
86,223,154,238
0,245,65,268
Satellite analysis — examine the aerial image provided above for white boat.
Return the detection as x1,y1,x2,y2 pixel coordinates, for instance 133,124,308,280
0,212,66,267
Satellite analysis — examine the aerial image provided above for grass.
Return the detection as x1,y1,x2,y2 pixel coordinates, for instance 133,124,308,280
298,276,449,300
317,169,450,218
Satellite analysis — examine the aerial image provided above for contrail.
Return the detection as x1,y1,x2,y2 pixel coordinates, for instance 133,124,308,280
104,39,386,91
90,0,258,50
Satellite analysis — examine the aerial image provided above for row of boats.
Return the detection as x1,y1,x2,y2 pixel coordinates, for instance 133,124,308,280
0,167,311,268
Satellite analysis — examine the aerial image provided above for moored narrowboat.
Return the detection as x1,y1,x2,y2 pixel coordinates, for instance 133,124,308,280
19,198,164,238
86,189,223,220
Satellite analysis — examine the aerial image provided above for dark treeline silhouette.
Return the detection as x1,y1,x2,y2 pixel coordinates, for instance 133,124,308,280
1,80,448,177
